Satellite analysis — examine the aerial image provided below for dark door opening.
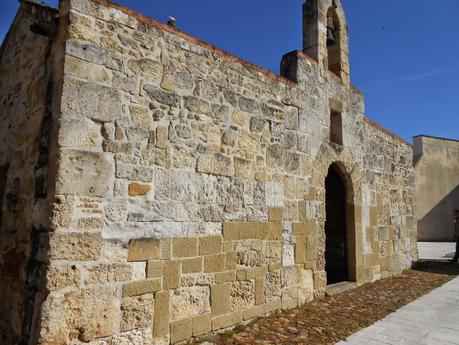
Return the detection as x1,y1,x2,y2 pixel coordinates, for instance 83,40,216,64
325,165,348,285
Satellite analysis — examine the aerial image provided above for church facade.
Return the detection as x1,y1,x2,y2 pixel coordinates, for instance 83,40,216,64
0,0,417,344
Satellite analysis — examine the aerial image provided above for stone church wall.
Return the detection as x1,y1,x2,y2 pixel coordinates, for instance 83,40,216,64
0,0,418,344
0,2,61,344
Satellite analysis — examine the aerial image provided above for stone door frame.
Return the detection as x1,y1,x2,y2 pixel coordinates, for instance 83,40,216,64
311,144,365,288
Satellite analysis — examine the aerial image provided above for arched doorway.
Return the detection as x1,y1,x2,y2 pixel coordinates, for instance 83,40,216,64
325,164,349,284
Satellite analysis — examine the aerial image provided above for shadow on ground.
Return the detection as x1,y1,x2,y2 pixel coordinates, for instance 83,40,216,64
413,260,459,276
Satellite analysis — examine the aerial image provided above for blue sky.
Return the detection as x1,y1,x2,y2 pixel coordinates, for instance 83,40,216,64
1,0,458,142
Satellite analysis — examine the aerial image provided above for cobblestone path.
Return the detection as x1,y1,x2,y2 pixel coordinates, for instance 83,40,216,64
196,264,459,345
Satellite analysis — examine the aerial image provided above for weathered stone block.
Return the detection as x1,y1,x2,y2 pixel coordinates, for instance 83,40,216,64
161,74,176,92
41,287,119,342
57,150,114,197
243,299,282,321
267,222,282,240
268,208,283,223
62,77,123,122
370,207,378,226
112,330,146,344
160,238,172,260
144,84,181,107
267,143,283,167
293,221,314,236
263,241,282,265
68,11,98,42
306,237,317,261
295,236,307,264
265,270,281,302
234,157,254,179
173,237,198,258
255,278,265,305
257,222,269,240
239,96,259,113
221,128,238,147
298,200,307,221
65,55,110,83
236,269,248,281
222,241,234,252
239,222,258,240
122,278,162,297
200,236,222,256
269,263,282,272
127,58,162,80
147,260,164,278
78,217,103,230
215,270,236,284
128,182,151,196
196,153,213,174
182,257,203,274
211,283,231,316
163,260,181,290
126,126,149,142
212,311,244,331
121,294,154,331
171,287,211,320
66,39,106,64
58,117,102,150
154,290,171,339
225,251,237,270
204,254,226,273
237,129,260,159
250,117,267,132
49,232,102,261
103,140,133,154
116,162,153,182
85,263,132,284
232,109,251,127
184,96,211,115
304,260,317,270
213,153,234,177
130,104,153,128
170,318,192,344
247,266,268,279
223,222,239,241
46,265,81,290
156,125,169,149
230,280,255,311
128,239,160,261
192,313,212,336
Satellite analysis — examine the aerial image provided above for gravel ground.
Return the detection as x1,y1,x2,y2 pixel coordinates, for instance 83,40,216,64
195,261,459,345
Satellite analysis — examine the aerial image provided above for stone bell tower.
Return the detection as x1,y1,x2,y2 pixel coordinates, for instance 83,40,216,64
303,0,350,84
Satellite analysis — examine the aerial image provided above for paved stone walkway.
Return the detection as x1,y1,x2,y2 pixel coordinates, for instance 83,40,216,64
337,276,459,345
418,242,456,262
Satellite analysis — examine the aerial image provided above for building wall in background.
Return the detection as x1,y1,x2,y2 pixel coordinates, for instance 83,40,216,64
414,135,459,241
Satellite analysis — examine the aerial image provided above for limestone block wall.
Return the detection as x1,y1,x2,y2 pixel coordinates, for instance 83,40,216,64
362,119,418,280
121,215,288,344
414,135,459,241
0,0,417,344
0,2,61,344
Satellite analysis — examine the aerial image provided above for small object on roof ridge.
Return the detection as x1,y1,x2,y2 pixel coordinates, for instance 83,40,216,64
167,16,176,28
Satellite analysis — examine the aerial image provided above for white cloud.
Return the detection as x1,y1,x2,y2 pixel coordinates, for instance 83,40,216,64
366,66,459,94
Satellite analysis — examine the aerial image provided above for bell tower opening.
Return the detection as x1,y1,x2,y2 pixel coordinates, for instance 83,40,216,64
302,0,350,84
325,164,348,285
326,7,342,77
